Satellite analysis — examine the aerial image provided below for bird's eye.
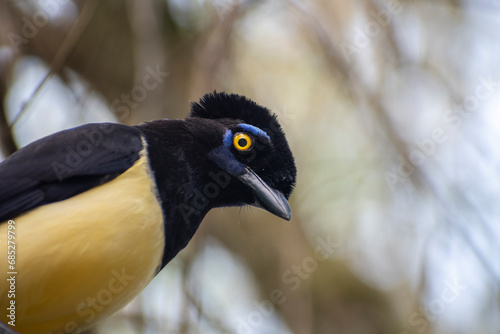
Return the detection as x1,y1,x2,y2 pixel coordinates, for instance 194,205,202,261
233,133,253,151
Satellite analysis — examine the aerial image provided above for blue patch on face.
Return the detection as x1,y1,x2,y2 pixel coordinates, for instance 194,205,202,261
208,129,245,175
208,145,245,175
223,129,233,148
238,124,270,142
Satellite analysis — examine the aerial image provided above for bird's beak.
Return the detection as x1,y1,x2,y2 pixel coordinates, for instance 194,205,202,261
236,167,292,221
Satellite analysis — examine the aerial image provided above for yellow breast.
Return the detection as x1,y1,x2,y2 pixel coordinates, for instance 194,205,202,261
0,152,165,334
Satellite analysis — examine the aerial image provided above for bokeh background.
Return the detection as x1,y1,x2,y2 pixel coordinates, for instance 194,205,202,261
1,0,500,333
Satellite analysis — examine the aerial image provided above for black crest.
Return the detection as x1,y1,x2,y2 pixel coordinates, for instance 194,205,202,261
191,91,278,131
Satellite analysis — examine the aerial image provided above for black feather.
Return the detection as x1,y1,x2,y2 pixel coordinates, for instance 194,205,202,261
0,123,143,221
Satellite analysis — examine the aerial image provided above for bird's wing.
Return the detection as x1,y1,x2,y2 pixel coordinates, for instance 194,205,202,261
0,320,18,334
0,123,144,222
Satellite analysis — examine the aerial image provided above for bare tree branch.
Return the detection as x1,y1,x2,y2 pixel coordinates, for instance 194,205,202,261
9,0,100,128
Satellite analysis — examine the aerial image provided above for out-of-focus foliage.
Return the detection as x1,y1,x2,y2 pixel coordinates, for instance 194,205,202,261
1,0,499,333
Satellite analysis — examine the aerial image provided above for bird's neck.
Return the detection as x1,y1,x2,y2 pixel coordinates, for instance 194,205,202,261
160,199,209,268
137,121,211,270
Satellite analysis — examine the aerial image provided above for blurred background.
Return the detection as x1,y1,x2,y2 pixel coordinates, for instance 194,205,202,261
1,0,500,333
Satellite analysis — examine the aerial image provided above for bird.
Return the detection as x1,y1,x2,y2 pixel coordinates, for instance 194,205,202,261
0,91,296,334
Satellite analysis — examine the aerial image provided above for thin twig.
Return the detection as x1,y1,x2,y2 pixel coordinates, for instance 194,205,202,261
9,0,100,128
0,74,17,155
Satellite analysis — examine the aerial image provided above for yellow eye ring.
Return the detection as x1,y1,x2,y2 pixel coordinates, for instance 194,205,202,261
233,133,253,151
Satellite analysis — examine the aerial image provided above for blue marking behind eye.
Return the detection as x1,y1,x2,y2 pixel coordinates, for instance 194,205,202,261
223,129,233,148
238,124,270,142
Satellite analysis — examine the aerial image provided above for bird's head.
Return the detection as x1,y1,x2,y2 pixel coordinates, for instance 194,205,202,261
185,91,297,220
